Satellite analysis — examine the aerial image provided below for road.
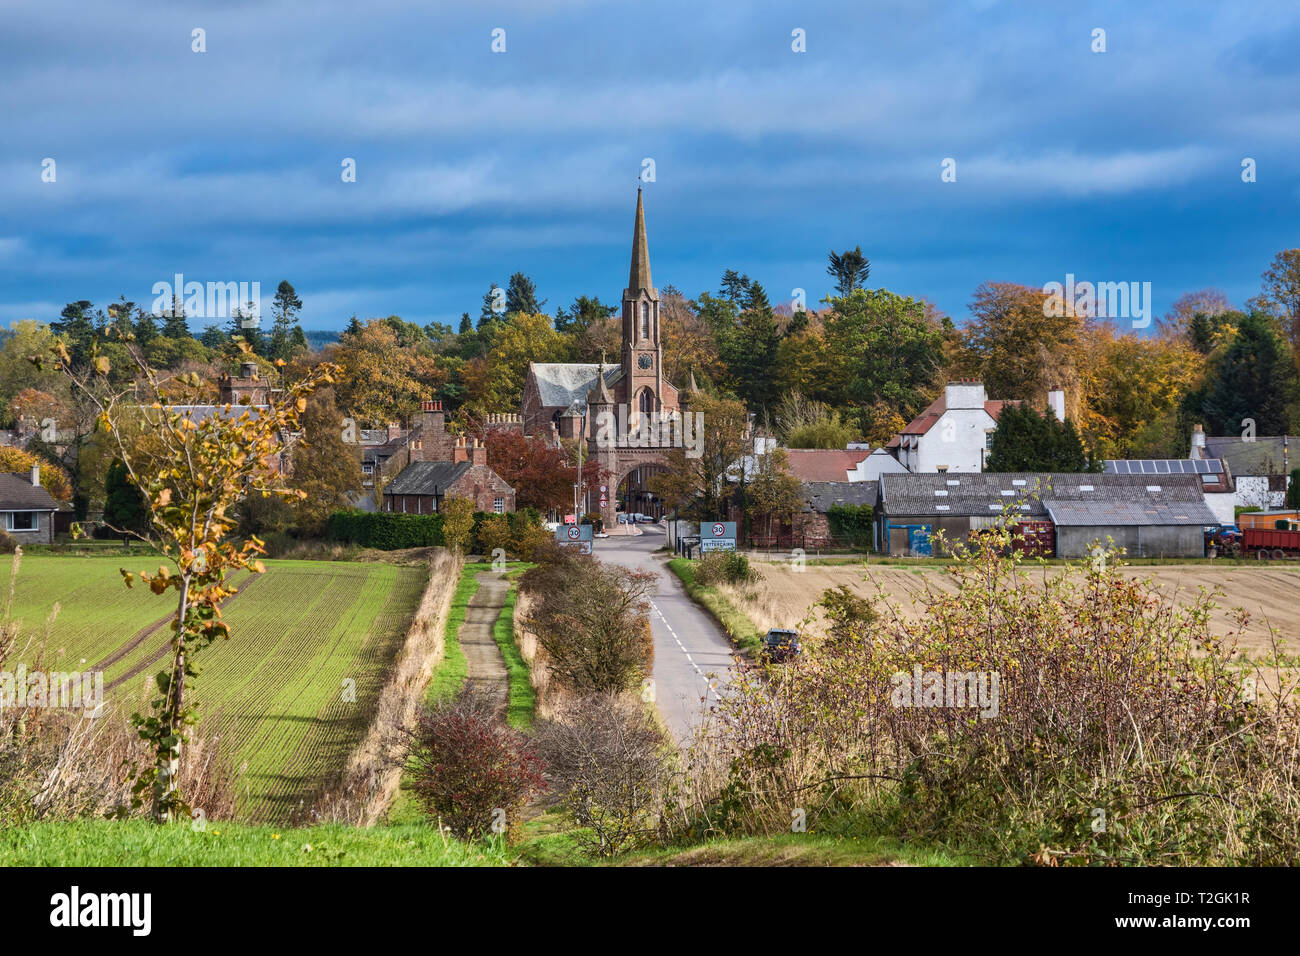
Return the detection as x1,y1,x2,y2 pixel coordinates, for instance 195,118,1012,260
595,525,736,742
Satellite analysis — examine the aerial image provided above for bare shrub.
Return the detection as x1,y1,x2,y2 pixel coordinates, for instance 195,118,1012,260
408,687,546,841
519,556,655,694
682,524,1300,865
536,693,671,857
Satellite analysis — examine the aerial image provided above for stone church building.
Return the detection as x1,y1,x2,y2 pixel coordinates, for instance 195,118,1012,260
520,189,683,523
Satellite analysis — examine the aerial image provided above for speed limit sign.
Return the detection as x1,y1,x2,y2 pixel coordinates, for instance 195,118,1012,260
567,526,581,540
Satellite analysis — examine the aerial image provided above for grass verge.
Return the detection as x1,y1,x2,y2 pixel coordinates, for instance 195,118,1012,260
0,820,508,867
494,568,536,729
425,564,481,705
666,558,763,652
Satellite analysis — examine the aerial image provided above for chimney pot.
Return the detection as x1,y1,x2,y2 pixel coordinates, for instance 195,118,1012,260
31,463,41,487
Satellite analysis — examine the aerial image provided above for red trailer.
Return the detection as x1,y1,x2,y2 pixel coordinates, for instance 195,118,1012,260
1242,527,1300,559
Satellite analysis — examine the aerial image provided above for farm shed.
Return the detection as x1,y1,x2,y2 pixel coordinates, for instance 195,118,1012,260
1043,499,1216,558
878,472,1216,558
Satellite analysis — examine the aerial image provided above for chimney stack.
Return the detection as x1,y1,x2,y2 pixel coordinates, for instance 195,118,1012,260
1047,388,1066,423
1191,423,1206,459
30,464,40,487
240,361,257,379
471,437,487,467
453,435,469,464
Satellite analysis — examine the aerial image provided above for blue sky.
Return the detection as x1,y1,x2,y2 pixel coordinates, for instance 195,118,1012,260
1,0,1297,332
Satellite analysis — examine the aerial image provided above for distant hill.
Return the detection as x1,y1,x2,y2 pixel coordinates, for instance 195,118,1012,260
303,329,341,350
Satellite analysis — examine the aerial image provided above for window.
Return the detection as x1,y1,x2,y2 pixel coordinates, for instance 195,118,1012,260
5,511,36,531
493,497,505,514
640,302,649,339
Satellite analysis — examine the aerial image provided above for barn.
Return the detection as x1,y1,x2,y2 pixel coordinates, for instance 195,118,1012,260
878,473,1217,558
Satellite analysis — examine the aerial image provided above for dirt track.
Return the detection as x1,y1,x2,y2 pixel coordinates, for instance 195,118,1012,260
737,562,1300,660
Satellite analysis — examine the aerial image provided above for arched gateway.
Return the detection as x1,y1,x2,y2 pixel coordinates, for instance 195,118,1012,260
519,189,684,526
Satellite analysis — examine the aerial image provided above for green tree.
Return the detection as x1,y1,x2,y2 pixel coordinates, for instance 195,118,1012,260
103,460,148,534
827,246,870,296
505,272,545,316
985,403,1092,472
267,280,304,361
1191,311,1299,436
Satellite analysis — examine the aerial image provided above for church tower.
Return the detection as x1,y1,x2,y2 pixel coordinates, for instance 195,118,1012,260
622,188,662,417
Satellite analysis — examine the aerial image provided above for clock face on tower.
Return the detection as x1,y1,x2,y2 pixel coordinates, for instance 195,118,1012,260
637,353,653,370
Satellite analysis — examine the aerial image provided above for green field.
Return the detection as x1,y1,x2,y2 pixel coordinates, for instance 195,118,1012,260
6,554,429,821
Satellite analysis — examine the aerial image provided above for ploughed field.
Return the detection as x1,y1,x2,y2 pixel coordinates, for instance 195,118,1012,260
6,555,427,821
737,561,1300,662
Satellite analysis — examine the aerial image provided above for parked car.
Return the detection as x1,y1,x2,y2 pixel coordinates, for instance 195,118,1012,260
616,513,630,524
760,628,801,664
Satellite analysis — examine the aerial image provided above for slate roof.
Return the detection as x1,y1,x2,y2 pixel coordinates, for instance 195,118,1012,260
0,472,59,511
1201,436,1299,477
783,448,872,482
1043,499,1218,526
802,480,879,512
885,392,1019,448
528,363,622,411
880,472,1208,521
385,461,471,495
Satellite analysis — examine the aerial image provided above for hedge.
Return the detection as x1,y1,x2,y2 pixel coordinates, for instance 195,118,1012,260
327,511,445,549
326,508,543,552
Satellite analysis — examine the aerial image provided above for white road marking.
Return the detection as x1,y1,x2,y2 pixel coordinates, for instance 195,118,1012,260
652,599,713,689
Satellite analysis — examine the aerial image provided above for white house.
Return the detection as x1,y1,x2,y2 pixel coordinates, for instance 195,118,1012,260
886,382,1059,474
1191,425,1295,512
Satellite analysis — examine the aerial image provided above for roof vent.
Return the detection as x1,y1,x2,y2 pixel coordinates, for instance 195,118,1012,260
946,479,960,486
934,490,948,497
1000,490,1013,496
1079,484,1094,492
935,504,950,511
1146,485,1161,492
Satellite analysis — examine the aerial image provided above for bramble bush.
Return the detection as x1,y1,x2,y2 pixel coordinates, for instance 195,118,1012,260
408,688,546,841
678,523,1300,865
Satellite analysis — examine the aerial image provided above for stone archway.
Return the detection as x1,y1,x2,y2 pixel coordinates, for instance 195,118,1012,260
598,450,672,528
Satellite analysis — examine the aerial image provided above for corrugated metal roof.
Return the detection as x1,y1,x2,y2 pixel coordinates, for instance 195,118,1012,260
880,472,1207,519
1043,498,1218,526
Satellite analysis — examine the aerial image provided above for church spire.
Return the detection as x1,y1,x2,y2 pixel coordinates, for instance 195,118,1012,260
628,187,652,293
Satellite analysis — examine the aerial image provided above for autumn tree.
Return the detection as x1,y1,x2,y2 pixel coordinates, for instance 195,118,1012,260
441,496,475,555
1250,249,1300,368
330,318,447,426
746,447,804,540
649,392,748,520
0,445,73,500
957,281,1081,402
44,338,334,821
483,428,574,512
288,386,363,535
